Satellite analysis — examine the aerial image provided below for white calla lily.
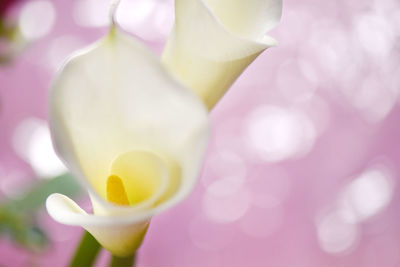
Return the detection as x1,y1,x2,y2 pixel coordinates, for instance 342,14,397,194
46,28,209,256
162,0,282,109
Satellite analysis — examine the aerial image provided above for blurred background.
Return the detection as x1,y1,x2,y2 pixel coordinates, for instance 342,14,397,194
1,0,400,266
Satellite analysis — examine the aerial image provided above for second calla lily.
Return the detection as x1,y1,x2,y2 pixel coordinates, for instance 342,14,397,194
46,27,209,256
162,0,282,109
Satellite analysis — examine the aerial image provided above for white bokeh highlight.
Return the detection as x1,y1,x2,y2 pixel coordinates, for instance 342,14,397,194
202,186,251,224
12,118,67,178
73,0,109,27
245,106,316,162
339,166,394,223
19,0,56,40
317,210,360,254
316,163,395,254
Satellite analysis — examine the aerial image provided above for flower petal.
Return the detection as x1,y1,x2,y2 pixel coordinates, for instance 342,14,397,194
46,193,149,257
50,28,209,207
204,0,282,39
162,0,282,109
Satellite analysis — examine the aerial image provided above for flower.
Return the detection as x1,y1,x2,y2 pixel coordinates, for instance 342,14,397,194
46,0,282,257
46,28,209,256
162,0,282,109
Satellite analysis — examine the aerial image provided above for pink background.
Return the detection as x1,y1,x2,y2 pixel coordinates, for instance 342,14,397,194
1,0,400,266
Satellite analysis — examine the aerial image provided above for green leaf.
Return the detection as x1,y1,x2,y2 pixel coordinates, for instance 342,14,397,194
0,172,82,251
0,206,48,250
5,173,82,213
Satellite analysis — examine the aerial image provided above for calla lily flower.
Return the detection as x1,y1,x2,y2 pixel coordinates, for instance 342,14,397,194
162,0,282,109
46,28,209,256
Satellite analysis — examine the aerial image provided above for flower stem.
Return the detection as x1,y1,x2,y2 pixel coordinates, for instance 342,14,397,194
109,0,121,26
69,231,101,267
109,253,136,267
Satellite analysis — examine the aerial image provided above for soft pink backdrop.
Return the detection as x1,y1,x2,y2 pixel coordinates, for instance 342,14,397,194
1,0,400,266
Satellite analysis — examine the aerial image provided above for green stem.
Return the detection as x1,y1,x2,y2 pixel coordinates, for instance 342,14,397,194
69,231,101,267
109,253,136,267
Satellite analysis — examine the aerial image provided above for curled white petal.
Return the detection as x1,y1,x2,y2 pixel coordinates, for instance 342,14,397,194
162,0,282,109
46,194,149,256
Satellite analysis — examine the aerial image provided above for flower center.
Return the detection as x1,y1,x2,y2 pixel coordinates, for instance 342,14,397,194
106,175,130,206
106,150,168,207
